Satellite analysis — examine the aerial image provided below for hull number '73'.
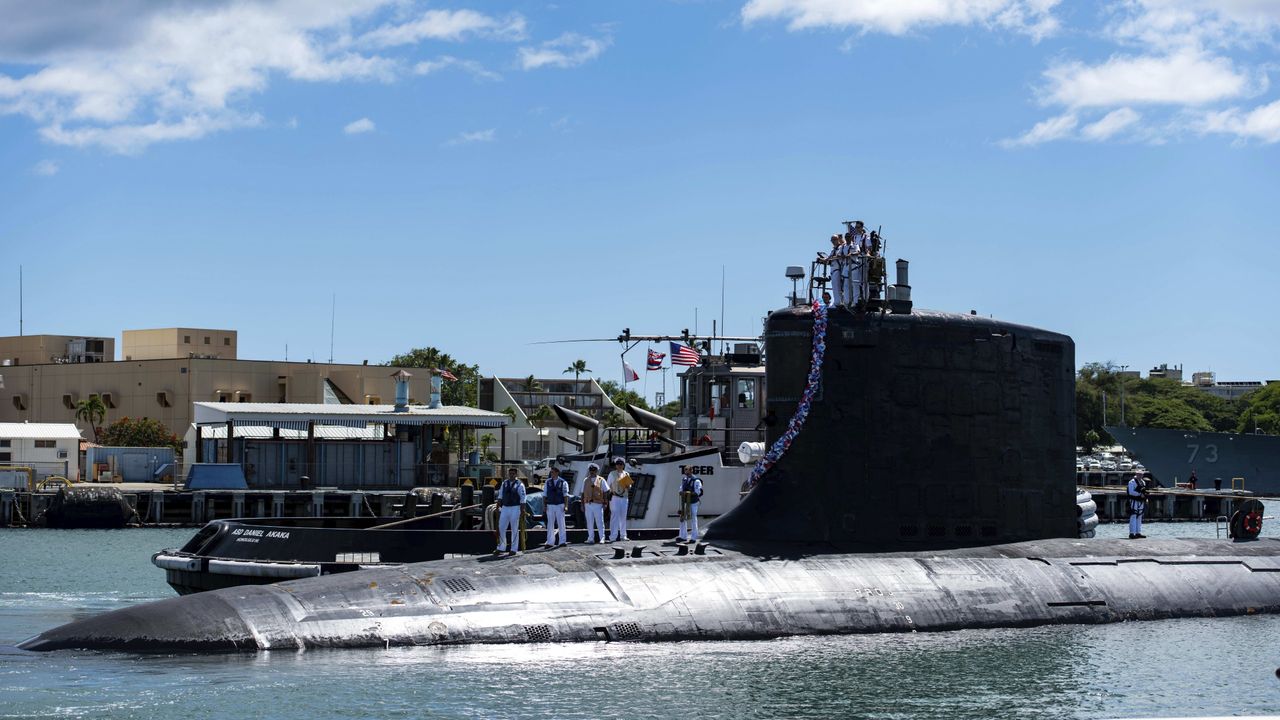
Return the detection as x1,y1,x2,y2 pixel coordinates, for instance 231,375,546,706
1187,444,1219,464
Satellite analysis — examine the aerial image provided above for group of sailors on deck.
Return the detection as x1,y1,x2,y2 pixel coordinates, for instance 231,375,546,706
817,219,882,309
493,460,704,555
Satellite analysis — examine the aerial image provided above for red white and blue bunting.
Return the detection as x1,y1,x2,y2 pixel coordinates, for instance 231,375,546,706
746,300,828,490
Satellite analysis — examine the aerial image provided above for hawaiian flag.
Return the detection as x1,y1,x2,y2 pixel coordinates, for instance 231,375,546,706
439,368,458,382
647,349,665,371
670,341,701,366
623,361,640,382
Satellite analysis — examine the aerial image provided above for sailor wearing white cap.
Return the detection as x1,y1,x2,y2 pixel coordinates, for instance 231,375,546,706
495,467,526,555
607,457,634,542
580,463,609,544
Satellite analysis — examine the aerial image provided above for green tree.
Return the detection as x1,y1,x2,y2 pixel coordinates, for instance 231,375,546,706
656,399,682,419
597,379,650,413
385,347,480,407
74,395,107,443
100,417,182,451
563,359,591,383
522,375,543,393
526,404,554,431
1082,429,1100,454
1237,384,1280,435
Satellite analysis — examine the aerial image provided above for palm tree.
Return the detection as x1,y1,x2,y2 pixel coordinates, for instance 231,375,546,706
74,395,107,443
563,359,591,383
527,404,554,431
522,375,543,393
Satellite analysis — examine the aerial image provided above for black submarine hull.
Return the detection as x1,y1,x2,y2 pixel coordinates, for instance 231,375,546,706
21,538,1280,652
21,301,1280,653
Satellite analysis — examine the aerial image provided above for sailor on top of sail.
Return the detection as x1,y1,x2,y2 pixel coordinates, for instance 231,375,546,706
542,467,569,549
607,457,633,542
1126,473,1147,540
824,234,849,306
496,468,527,555
679,465,704,543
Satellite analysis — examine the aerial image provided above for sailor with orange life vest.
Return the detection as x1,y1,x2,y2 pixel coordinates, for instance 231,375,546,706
495,468,527,555
580,463,609,544
607,457,634,542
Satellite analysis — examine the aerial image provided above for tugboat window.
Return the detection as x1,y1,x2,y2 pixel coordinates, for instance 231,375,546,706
737,379,756,409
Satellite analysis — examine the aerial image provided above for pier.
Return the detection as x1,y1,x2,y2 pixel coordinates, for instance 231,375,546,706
0,483,468,528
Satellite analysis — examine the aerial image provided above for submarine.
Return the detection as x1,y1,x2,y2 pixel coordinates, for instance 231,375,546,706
21,257,1280,652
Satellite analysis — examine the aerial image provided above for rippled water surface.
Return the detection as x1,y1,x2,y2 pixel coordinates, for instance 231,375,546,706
2,524,1279,719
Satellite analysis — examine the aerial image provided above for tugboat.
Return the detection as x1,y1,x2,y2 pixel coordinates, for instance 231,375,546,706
27,229,1278,653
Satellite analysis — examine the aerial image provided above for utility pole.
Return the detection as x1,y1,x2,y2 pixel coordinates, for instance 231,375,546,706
1119,365,1129,426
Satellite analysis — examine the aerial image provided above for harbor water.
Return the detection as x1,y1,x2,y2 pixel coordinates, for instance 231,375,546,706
2,523,1279,719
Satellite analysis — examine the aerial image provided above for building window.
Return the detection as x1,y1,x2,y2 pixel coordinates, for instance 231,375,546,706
627,473,655,520
184,335,191,344
57,450,69,459
218,393,231,403
224,337,230,346
520,440,550,459
35,440,56,448
0,452,9,462
237,394,252,403
0,439,9,448
204,336,210,345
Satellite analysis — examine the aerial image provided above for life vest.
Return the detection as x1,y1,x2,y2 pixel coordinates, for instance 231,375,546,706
544,478,567,505
500,480,522,507
681,476,703,499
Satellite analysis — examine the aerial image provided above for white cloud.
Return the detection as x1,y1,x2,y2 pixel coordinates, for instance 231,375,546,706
360,9,526,47
1200,99,1280,143
446,128,496,145
0,2,532,153
344,117,375,135
740,0,1061,39
999,112,1077,147
1081,107,1141,140
518,33,610,70
32,159,59,176
1105,0,1280,52
413,56,501,81
1042,49,1252,108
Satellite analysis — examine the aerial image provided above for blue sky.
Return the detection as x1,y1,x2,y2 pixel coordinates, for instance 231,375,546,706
2,0,1278,400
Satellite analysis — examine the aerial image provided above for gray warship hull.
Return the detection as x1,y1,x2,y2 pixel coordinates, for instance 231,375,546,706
1107,426,1280,496
20,537,1280,652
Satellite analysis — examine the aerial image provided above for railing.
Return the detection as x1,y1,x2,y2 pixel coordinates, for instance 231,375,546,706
181,461,545,491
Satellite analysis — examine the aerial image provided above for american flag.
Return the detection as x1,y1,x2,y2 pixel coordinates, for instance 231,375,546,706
670,341,700,366
439,368,458,382
647,349,665,371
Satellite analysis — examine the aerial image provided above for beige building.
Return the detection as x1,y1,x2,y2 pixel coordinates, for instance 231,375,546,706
123,328,237,360
0,325,435,438
479,377,619,460
0,335,113,366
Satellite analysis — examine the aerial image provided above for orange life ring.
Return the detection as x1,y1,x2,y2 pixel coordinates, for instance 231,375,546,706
1243,511,1263,536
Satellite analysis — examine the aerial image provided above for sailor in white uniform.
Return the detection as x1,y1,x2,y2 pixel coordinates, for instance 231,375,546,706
607,457,633,542
580,463,609,544
825,234,849,306
542,467,569,548
847,222,870,307
1126,473,1147,539
678,466,703,543
496,468,527,555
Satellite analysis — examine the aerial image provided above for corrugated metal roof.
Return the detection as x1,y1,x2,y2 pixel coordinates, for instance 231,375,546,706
192,402,509,428
0,422,83,440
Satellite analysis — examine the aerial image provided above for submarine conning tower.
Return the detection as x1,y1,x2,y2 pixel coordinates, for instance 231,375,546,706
706,301,1077,552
